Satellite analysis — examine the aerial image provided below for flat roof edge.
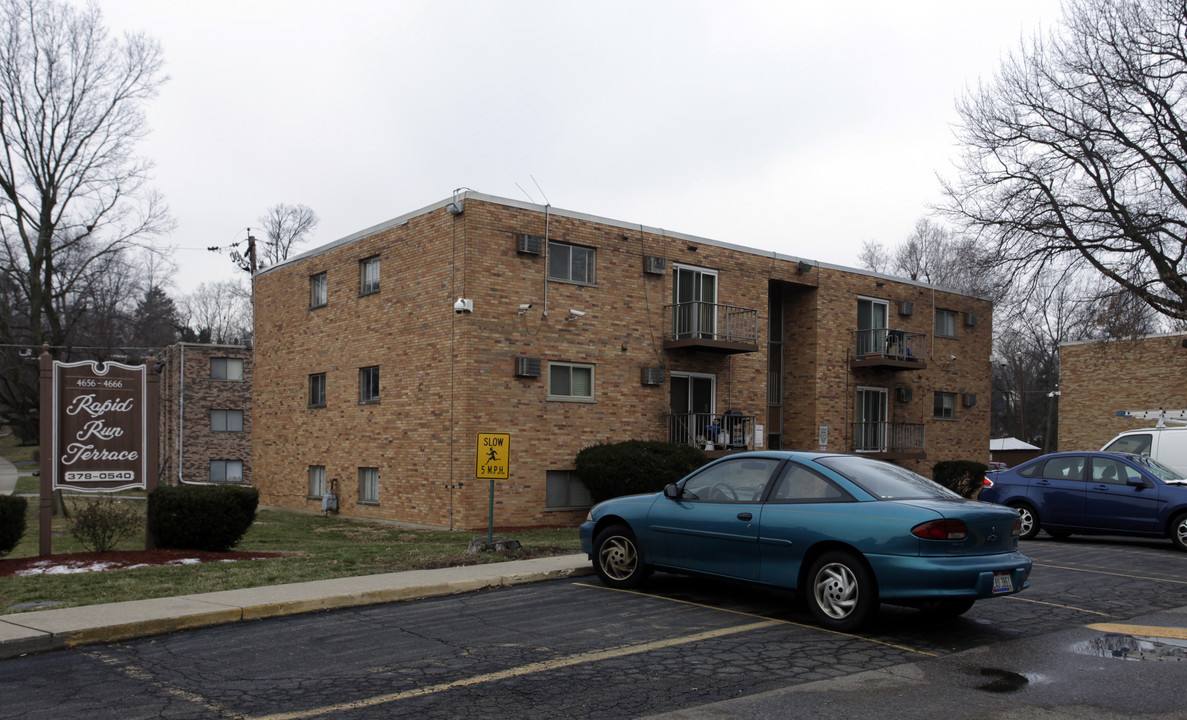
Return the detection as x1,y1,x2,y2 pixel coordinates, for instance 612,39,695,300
257,190,991,300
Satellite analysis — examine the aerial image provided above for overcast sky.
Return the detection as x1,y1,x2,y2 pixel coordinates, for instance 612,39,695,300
96,0,1062,296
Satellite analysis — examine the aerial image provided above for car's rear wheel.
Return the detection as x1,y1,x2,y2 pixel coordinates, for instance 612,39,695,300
593,524,649,588
1010,503,1040,540
1170,513,1187,552
806,551,878,631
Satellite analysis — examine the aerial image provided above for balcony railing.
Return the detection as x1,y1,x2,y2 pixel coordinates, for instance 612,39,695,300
666,412,756,452
663,302,759,354
851,328,927,369
852,421,925,457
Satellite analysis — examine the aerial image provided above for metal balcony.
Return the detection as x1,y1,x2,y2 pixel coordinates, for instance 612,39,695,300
852,421,926,459
663,302,759,354
851,328,927,369
665,412,757,454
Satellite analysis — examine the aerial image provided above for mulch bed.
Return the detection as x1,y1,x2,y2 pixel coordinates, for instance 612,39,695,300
0,549,283,578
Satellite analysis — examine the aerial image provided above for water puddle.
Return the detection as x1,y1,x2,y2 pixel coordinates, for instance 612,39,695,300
1071,632,1187,662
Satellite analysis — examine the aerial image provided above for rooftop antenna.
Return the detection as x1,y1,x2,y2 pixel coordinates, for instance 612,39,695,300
531,175,551,206
516,183,537,204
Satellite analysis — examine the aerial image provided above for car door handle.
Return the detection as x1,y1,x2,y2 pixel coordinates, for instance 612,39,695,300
737,512,753,521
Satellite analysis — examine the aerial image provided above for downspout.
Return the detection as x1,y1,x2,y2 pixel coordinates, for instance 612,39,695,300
177,343,185,484
542,204,551,318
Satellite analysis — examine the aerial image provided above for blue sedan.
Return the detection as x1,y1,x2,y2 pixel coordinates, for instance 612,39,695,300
578,451,1031,631
979,451,1187,550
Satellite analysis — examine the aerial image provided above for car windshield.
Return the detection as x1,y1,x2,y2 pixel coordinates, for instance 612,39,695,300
1129,455,1186,483
815,455,960,500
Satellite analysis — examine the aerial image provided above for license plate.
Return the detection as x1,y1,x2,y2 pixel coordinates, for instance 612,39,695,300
992,571,1014,594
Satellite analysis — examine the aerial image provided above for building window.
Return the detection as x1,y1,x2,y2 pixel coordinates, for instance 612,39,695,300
546,470,593,509
934,391,956,419
857,297,889,356
360,256,380,295
309,373,326,407
309,465,326,498
935,309,958,338
548,242,595,284
311,272,327,308
211,357,244,381
210,409,244,432
855,386,888,452
359,467,378,503
210,460,243,484
548,362,594,401
359,366,379,403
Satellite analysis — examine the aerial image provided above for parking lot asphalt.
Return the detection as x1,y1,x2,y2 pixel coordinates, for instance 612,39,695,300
0,554,595,659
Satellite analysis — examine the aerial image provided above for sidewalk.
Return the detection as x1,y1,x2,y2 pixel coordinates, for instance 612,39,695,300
0,553,594,660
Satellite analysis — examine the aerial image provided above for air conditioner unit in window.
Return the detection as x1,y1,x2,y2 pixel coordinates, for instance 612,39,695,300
896,386,913,403
644,256,666,275
963,392,977,407
900,300,915,316
640,367,665,385
517,234,544,255
965,312,978,326
515,356,542,378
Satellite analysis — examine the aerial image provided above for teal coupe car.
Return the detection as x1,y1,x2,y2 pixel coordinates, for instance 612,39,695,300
579,451,1032,631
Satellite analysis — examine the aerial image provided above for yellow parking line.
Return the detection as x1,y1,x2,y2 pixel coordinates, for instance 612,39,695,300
1035,562,1187,586
1087,623,1187,640
574,581,938,658
246,620,781,720
1004,595,1116,617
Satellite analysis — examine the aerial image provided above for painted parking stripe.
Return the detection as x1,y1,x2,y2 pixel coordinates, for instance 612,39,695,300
246,620,782,720
574,582,938,658
1087,623,1187,640
1035,562,1187,585
1005,595,1117,618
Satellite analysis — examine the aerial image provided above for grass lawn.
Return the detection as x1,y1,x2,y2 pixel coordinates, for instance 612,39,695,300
0,431,584,613
0,502,583,612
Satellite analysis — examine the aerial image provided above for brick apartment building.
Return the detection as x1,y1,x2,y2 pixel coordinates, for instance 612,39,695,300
157,343,253,485
1059,333,1187,450
252,192,993,530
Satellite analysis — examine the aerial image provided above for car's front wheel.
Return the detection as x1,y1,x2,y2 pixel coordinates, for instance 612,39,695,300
1170,513,1187,552
1010,503,1040,540
806,551,878,631
593,524,649,588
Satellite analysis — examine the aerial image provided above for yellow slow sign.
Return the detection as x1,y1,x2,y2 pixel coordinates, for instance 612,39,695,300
476,433,510,479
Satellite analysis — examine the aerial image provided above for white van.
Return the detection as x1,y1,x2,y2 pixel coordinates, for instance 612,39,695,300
1101,426,1187,476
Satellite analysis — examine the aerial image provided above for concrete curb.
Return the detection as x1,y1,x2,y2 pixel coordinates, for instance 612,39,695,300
0,554,594,659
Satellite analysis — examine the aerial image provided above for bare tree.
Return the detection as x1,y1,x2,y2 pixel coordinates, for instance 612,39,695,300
0,0,170,440
257,203,318,268
181,279,252,344
857,240,891,274
944,0,1187,322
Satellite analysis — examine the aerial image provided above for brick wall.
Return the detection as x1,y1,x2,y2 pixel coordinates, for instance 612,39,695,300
253,194,993,529
158,343,253,485
1059,334,1187,450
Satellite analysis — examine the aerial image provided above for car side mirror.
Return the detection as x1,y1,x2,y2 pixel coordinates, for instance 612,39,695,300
664,483,682,500
1127,477,1152,489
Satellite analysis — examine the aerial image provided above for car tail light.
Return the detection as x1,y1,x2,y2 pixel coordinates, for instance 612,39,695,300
982,476,994,488
912,519,969,541
1011,515,1023,537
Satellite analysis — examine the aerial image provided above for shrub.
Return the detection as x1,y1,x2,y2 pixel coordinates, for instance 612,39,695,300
147,484,259,551
576,440,709,503
932,460,989,498
0,495,27,557
68,496,143,552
